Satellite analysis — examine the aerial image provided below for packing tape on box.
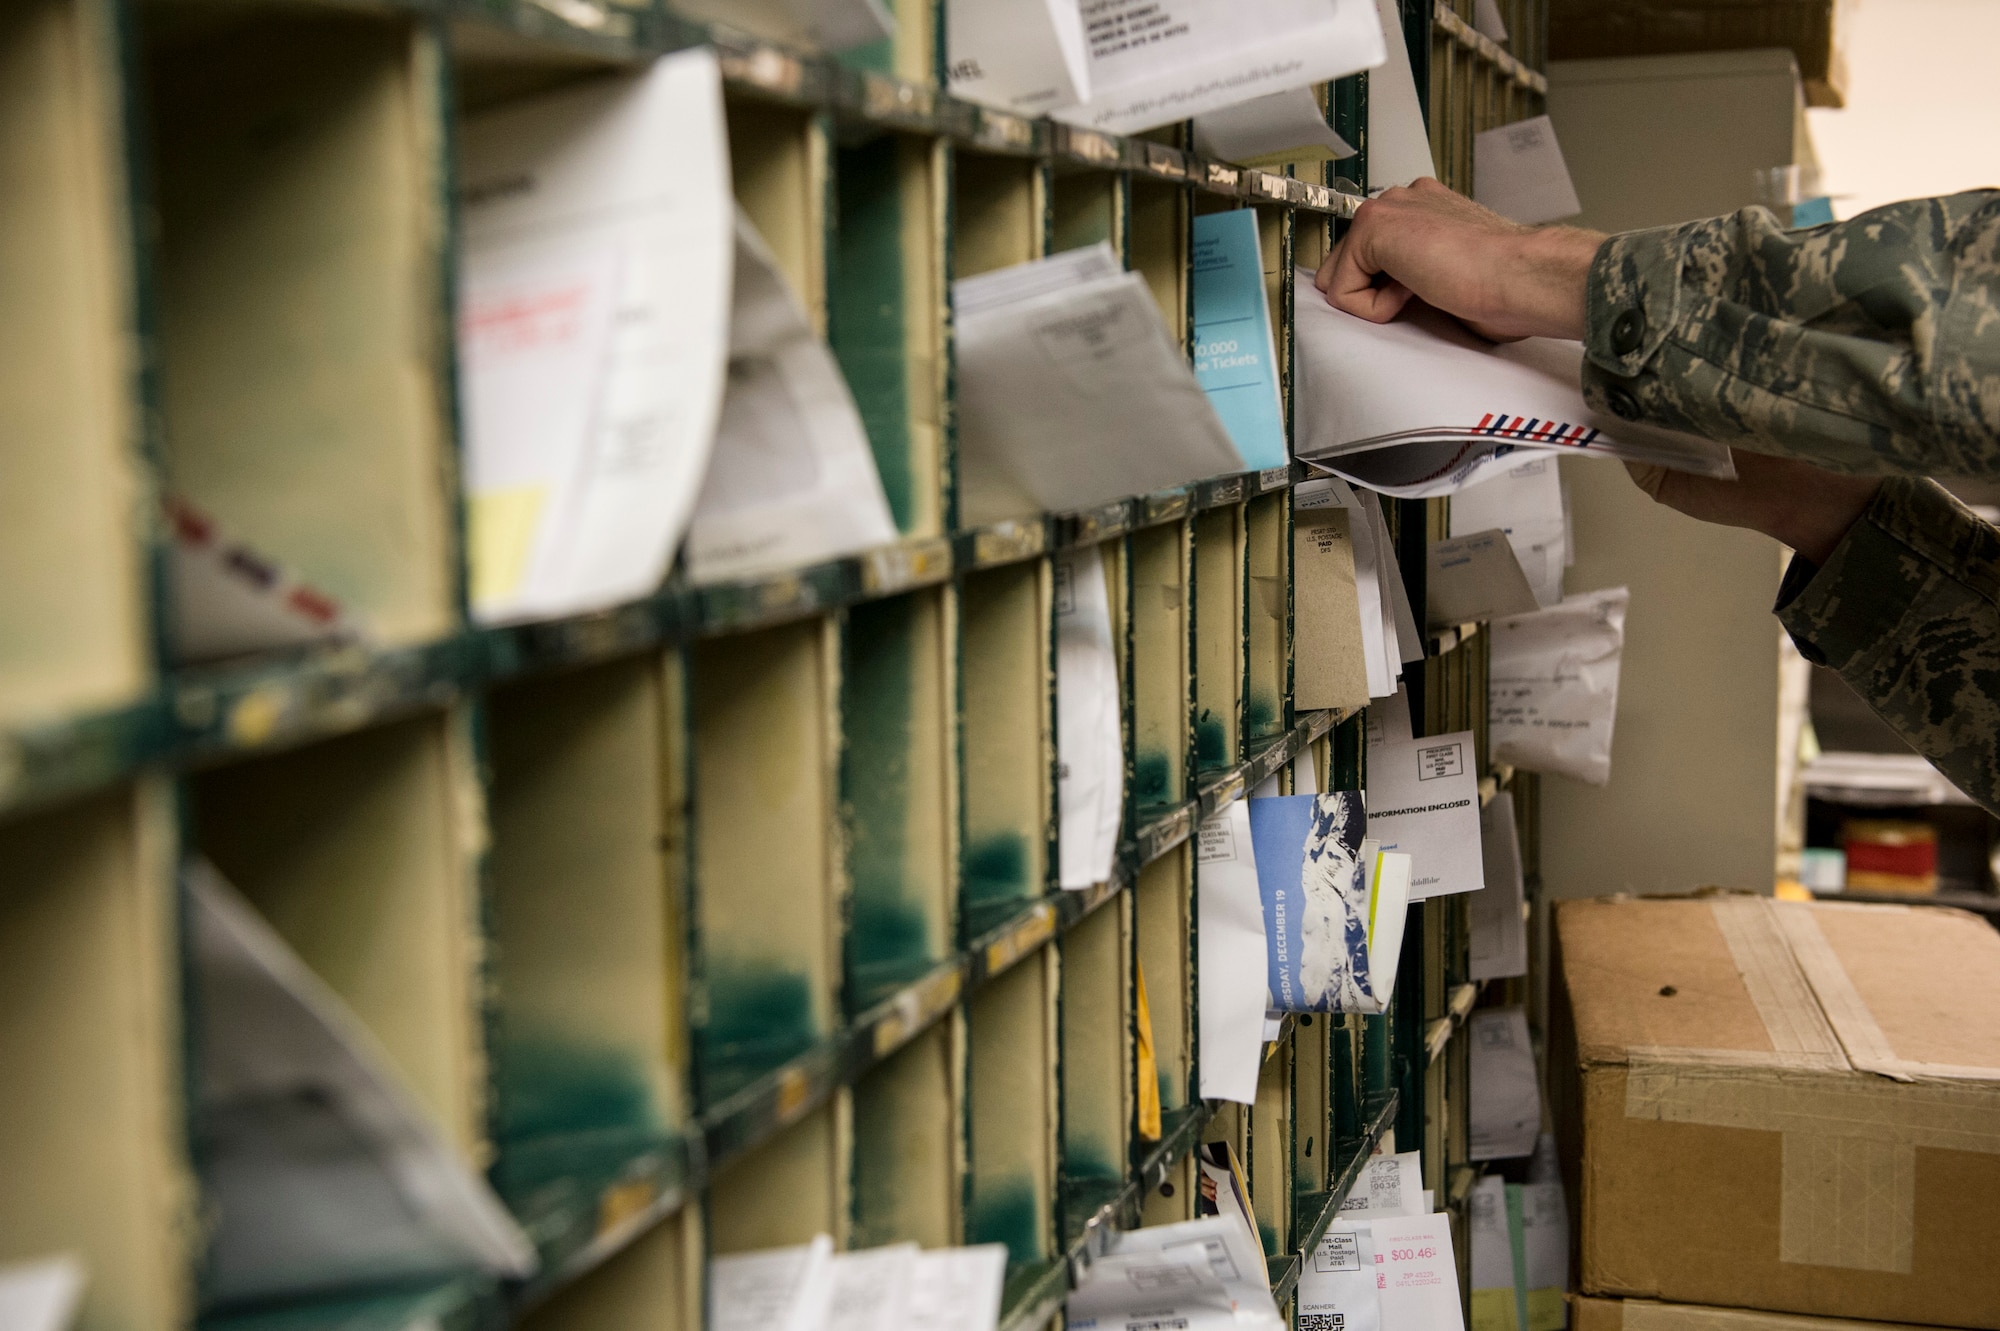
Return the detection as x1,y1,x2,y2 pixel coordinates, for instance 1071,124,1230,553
1615,899,2000,1273
1619,1297,1929,1331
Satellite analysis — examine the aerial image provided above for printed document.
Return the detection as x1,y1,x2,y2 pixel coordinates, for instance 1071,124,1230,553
1292,282,1736,497
1470,791,1528,981
1469,1006,1541,1160
945,0,1090,114
1426,529,1539,627
0,1258,83,1331
1195,800,1270,1104
1474,115,1581,226
683,213,899,583
1364,688,1484,900
1055,543,1126,888
1448,454,1566,607
1067,1217,1283,1331
710,1237,836,1331
187,863,536,1305
1053,0,1387,135
954,244,1245,525
1193,86,1355,166
459,49,732,625
1488,586,1629,785
1191,209,1288,470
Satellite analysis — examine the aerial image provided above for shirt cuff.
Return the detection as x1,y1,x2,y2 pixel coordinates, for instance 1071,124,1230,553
1775,477,1991,672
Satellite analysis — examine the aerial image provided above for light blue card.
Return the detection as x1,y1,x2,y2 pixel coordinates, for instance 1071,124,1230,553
1248,791,1376,1012
1191,209,1288,470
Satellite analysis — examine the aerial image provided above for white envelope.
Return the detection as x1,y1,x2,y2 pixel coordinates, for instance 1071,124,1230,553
1489,586,1630,785
954,244,1246,525
683,213,900,583
1292,283,1736,498
1056,543,1126,889
1364,688,1483,900
459,49,733,625
1195,800,1270,1104
826,1243,917,1331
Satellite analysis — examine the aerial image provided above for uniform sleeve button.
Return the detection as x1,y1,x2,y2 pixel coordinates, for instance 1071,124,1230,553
1611,307,1646,357
1607,386,1641,420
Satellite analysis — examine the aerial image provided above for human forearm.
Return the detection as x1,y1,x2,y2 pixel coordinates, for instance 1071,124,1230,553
1312,178,1601,340
1778,477,2000,815
1582,192,2000,477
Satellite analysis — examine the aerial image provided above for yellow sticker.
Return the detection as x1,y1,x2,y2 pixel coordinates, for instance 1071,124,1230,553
1135,961,1163,1142
468,484,546,608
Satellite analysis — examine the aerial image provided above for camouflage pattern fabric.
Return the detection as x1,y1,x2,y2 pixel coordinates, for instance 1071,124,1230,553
1580,190,2000,477
1580,191,2000,812
1775,478,2000,813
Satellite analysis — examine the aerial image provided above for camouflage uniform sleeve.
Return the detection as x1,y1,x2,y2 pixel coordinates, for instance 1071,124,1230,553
1777,476,2000,813
1578,191,2000,478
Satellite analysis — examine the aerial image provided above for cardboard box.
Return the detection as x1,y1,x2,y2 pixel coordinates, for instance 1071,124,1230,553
1552,896,2000,1328
1574,1296,1943,1331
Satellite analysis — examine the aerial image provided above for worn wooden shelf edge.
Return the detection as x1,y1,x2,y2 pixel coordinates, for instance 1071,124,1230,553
0,468,1316,820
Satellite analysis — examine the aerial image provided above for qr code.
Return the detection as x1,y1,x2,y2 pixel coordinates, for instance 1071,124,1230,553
1299,1316,1346,1331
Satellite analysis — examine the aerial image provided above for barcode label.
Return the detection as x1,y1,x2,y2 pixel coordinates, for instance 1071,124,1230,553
1122,1321,1190,1331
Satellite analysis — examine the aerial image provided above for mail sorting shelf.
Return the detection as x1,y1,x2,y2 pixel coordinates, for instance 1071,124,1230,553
0,0,1549,1329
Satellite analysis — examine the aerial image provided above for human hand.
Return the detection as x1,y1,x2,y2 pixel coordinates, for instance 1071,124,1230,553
1627,449,1881,564
1313,178,1602,342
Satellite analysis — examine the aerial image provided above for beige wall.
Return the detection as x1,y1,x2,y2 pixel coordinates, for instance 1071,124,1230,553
1531,51,1809,901
1541,457,1782,899
1548,49,1803,236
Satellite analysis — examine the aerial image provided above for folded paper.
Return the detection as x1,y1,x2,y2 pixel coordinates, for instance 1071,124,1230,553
1196,800,1270,1103
188,862,536,1305
1489,586,1629,785
955,244,1245,525
1055,543,1125,888
683,212,899,583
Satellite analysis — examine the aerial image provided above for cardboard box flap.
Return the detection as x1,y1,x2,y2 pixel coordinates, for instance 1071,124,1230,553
1556,897,1841,1069
1782,901,2000,1081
